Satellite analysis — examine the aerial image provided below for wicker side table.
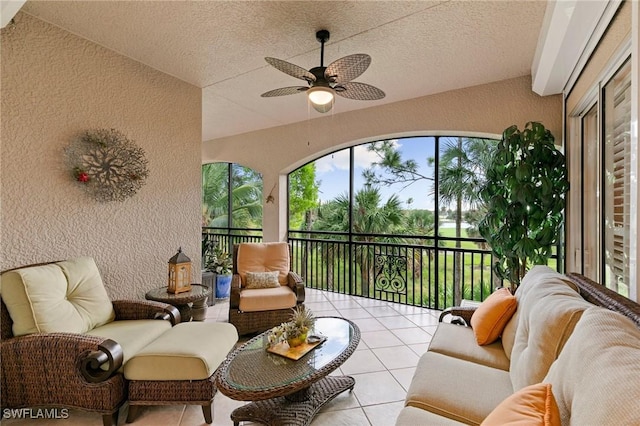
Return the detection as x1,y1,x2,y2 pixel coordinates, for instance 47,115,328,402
145,284,211,322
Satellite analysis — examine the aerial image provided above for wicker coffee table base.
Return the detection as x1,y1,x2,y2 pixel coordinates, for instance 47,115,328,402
230,375,355,426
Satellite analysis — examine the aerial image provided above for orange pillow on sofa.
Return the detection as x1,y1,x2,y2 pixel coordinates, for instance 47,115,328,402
481,383,560,426
470,287,517,345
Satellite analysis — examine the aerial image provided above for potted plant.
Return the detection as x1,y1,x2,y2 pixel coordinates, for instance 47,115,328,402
205,246,233,299
478,122,569,292
201,237,217,305
267,306,315,348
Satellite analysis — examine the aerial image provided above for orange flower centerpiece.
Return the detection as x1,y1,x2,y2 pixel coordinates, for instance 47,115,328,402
268,306,315,348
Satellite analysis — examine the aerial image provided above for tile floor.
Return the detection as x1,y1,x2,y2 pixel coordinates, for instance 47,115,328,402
5,289,442,426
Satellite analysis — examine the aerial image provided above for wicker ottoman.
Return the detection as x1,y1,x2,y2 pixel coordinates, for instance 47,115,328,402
123,322,238,424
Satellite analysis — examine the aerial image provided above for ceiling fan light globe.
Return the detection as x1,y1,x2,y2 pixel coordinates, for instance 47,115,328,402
311,99,334,113
308,86,334,107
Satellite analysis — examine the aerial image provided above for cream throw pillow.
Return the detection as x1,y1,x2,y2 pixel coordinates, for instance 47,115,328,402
245,271,280,289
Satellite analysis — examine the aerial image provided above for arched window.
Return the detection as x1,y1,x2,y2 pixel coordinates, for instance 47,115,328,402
202,162,263,259
287,136,525,308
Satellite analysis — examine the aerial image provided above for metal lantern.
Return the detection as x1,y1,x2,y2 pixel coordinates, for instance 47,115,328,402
168,247,192,294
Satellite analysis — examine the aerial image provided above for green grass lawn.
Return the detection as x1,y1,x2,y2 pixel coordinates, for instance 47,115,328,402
438,227,482,250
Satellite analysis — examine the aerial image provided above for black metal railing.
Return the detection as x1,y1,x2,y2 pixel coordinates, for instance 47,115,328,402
288,231,502,309
202,227,263,260
202,227,560,309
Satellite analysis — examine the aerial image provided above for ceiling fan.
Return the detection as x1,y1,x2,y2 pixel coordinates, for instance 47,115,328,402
261,30,385,113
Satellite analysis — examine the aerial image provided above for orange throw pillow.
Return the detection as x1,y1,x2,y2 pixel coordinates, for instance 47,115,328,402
481,383,561,426
470,287,516,345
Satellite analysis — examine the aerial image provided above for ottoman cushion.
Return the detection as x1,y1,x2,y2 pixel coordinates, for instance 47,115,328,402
124,322,238,380
88,319,172,369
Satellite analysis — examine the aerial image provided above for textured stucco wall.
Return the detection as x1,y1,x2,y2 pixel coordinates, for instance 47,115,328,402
1,13,202,299
203,74,562,241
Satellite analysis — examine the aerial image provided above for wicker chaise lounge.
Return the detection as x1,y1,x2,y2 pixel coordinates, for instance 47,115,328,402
229,242,305,335
1,257,239,425
0,258,179,426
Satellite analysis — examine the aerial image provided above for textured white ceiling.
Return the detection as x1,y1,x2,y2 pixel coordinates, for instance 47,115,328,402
22,0,548,141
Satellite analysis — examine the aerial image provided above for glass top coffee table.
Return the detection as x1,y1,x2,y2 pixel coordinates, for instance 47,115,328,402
215,316,361,426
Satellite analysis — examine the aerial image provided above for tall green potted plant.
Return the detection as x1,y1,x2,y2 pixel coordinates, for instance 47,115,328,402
478,122,569,292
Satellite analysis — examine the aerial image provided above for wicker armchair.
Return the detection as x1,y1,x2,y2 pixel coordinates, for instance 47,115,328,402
229,242,305,335
0,259,179,426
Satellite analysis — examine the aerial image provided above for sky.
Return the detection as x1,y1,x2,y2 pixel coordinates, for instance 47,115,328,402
313,137,437,210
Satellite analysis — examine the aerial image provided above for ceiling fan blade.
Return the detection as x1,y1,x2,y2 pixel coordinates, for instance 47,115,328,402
261,86,309,97
335,82,385,100
265,57,316,83
325,54,371,83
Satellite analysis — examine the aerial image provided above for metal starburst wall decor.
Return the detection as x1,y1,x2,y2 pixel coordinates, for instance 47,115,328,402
64,128,150,202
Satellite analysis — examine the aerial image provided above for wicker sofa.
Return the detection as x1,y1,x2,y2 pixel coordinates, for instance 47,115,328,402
396,266,640,425
0,257,238,425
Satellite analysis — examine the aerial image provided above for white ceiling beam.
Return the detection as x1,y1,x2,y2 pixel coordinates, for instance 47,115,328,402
532,0,620,96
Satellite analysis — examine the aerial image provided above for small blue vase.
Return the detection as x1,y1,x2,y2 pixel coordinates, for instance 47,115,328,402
215,274,232,299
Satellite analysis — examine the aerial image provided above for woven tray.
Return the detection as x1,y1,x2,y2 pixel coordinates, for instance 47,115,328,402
266,335,327,360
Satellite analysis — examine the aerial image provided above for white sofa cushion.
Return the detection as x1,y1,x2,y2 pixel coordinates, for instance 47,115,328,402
428,323,510,371
544,307,640,425
501,266,579,360
405,352,513,425
509,266,591,391
396,406,467,426
1,257,115,336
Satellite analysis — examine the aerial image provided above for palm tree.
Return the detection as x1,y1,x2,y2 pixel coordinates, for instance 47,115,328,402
312,199,345,291
434,137,497,305
403,209,436,278
363,137,498,304
202,163,262,229
404,209,435,244
202,163,228,227
314,185,404,296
